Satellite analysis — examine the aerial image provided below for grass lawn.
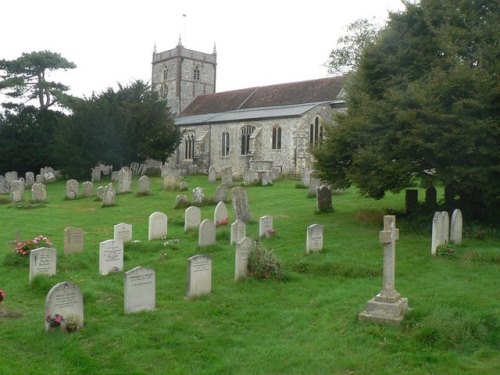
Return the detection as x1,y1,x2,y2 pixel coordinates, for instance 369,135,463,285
0,176,498,375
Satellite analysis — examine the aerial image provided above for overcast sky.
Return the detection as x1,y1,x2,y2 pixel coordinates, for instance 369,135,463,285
1,0,405,98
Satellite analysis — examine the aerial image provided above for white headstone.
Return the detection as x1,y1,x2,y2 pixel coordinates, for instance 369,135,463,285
214,201,228,226
306,224,324,253
65,179,79,199
64,227,84,254
208,166,217,183
137,175,151,195
235,237,254,280
259,215,274,237
10,180,24,202
198,219,216,247
186,254,212,298
213,183,229,203
441,211,450,244
148,211,168,240
44,282,84,332
29,247,57,283
184,206,201,232
124,266,156,314
102,183,116,206
99,239,124,275
82,181,93,197
114,223,132,242
230,220,247,245
117,167,132,193
450,209,463,244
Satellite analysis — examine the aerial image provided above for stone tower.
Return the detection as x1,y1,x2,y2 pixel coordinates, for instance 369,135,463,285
151,38,217,116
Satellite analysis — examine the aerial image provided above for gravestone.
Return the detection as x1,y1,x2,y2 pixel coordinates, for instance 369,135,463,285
111,171,119,182
220,166,233,185
259,215,274,237
431,211,442,255
117,167,132,193
192,187,205,204
405,189,418,214
308,171,322,196
214,201,228,226
91,166,101,182
99,239,124,275
44,282,84,332
35,174,44,184
261,171,273,186
359,215,408,325
450,209,463,244
425,187,437,208
137,175,151,195
213,183,229,203
232,187,251,223
184,206,201,232
65,179,79,200
163,175,180,190
198,219,216,247
235,237,255,280
230,220,247,245
316,185,333,213
148,211,168,240
441,211,450,244
29,247,57,283
301,168,311,187
124,266,156,314
0,175,7,194
10,180,24,202
82,181,93,197
306,224,324,253
114,223,132,242
31,183,47,202
97,186,104,200
5,171,18,187
102,183,116,206
186,254,212,298
175,194,189,208
25,172,35,187
64,227,84,254
208,166,217,183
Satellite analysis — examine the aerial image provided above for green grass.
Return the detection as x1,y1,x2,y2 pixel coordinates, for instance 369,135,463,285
0,176,499,374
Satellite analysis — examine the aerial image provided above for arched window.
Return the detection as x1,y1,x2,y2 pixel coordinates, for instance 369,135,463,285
193,66,200,81
184,133,195,160
163,68,168,81
309,116,323,148
221,132,230,156
241,125,255,155
272,125,282,150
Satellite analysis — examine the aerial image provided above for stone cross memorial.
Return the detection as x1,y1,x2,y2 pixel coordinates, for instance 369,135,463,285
99,239,124,275
124,266,156,314
306,224,324,253
29,247,57,283
358,215,408,325
45,281,84,332
186,254,212,298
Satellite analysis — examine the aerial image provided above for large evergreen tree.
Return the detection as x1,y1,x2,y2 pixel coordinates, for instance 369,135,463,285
315,0,500,219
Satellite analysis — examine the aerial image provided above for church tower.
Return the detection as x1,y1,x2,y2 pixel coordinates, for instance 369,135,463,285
152,38,217,116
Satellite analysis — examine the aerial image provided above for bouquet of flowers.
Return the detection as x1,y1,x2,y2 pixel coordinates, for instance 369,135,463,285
0,289,5,303
46,314,64,327
15,235,53,256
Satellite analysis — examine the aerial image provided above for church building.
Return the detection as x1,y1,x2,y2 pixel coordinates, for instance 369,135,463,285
152,40,345,177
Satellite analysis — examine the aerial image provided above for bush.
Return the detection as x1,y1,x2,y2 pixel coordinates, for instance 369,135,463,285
248,242,283,280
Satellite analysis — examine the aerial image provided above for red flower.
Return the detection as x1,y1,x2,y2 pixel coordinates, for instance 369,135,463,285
216,218,229,226
15,235,53,256
0,289,6,303
267,229,276,236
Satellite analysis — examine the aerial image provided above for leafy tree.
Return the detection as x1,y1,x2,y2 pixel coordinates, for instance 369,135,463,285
53,80,180,178
0,51,76,110
327,18,379,75
315,0,500,220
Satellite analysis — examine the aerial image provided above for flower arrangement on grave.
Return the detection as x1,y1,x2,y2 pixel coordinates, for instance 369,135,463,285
266,228,276,237
216,218,229,226
15,235,53,256
0,289,6,303
46,313,64,328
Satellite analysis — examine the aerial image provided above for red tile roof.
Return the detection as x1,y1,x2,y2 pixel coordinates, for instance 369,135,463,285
180,76,344,116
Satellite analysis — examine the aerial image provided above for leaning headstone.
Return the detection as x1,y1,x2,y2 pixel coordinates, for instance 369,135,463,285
431,211,442,255
64,227,84,254
25,172,35,187
450,209,463,244
316,185,333,213
31,183,47,202
213,183,229,203
82,181,93,197
99,239,124,275
306,224,324,253
259,215,274,237
137,175,151,196
29,247,57,283
184,206,201,232
114,223,132,242
440,211,450,244
10,180,24,202
358,215,408,325
102,183,116,207
405,189,418,214
186,254,212,298
192,187,205,204
65,179,79,200
232,187,251,223
214,201,229,226
45,282,84,332
148,211,168,240
235,237,255,280
230,220,247,245
208,166,217,183
124,266,156,314
220,167,233,185
198,219,216,247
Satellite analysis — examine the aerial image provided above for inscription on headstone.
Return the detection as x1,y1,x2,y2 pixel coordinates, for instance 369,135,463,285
186,254,212,298
45,282,84,332
306,224,323,253
114,223,132,242
124,266,156,314
64,227,84,254
29,247,57,283
99,239,124,275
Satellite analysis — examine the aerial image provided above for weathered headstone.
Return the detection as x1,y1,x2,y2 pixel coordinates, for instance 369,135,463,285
0,175,8,194
450,209,463,244
99,239,124,275
261,171,273,186
232,187,251,223
91,167,101,182
192,187,205,204
198,219,216,247
5,171,18,187
441,211,450,244
214,201,229,226
316,185,333,213
102,183,116,206
124,266,156,314
220,166,233,185
10,180,24,202
259,215,274,237
213,183,229,203
97,186,104,200
358,215,408,325
137,175,151,196
116,167,131,193
308,170,321,196
431,211,442,255
31,183,47,202
184,206,201,232
405,189,418,214
82,181,93,197
65,179,79,200
64,227,84,254
45,282,84,332
230,219,247,245
208,166,217,183
25,172,35,187
306,224,324,253
235,237,255,280
175,194,189,208
35,174,44,184
114,223,133,242
29,247,57,283
148,211,168,240
186,254,212,298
